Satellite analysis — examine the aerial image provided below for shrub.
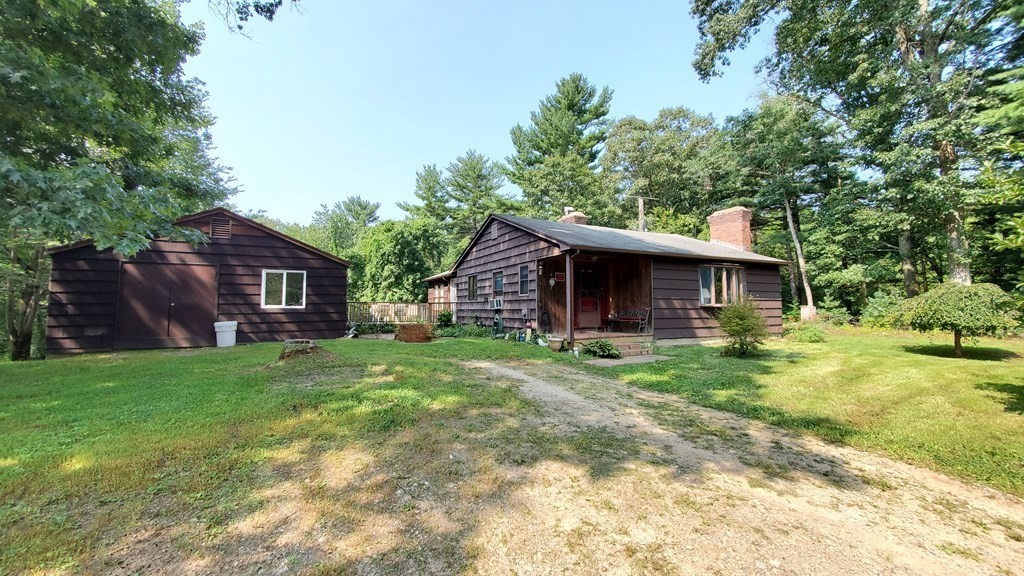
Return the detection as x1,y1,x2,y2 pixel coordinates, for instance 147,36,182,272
782,302,802,323
436,310,454,328
432,324,493,338
581,339,621,359
718,297,769,356
816,297,852,326
783,322,826,343
860,289,904,328
353,322,396,335
888,282,1021,357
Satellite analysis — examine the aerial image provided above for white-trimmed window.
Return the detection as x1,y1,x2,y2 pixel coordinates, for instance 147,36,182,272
493,271,504,294
698,265,746,306
262,270,306,308
519,265,530,295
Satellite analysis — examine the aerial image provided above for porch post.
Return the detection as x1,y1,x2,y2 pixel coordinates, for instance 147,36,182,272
565,252,574,347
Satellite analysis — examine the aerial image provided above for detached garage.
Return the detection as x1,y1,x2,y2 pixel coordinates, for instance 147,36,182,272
46,208,349,353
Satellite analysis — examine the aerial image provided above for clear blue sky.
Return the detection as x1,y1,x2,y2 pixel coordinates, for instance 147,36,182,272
180,0,772,223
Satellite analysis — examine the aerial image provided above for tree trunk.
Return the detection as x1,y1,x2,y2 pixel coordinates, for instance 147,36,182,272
898,231,921,297
786,242,800,306
899,12,973,287
6,243,48,362
784,196,814,308
9,331,32,361
944,209,972,285
953,330,963,358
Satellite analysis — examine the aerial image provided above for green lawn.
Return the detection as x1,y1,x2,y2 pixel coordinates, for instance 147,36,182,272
0,338,555,573
1,330,1022,572
604,328,1024,496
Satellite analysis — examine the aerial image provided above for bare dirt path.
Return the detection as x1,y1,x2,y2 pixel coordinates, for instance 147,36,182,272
464,360,1024,576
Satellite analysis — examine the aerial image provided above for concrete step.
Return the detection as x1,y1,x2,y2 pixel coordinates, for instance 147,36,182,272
619,348,652,357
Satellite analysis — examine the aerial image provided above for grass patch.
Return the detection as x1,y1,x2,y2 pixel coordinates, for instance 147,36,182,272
937,542,982,561
603,328,1024,496
0,338,556,574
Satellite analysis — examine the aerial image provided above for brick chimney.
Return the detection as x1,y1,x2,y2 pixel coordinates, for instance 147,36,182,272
707,206,752,251
557,206,589,225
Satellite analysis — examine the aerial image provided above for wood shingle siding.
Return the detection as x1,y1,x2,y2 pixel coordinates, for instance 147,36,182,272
454,219,558,329
651,260,783,339
46,209,348,353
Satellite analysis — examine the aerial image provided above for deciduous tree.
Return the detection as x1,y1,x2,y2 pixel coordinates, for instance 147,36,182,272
692,0,1018,285
1,1,235,360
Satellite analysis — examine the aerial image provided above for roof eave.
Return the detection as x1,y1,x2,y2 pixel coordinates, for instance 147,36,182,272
571,245,789,265
47,207,351,267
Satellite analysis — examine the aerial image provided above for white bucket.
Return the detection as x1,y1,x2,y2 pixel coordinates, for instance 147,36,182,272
214,321,238,347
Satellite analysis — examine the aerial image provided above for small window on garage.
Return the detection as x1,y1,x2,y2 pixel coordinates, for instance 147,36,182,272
468,275,478,300
519,265,529,295
262,270,306,308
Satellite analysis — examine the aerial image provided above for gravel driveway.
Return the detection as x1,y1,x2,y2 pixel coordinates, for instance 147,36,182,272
464,360,1024,576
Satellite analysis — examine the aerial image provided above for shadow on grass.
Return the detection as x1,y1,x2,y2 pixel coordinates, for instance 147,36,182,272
576,347,866,489
610,348,857,440
1,339,686,574
901,344,1020,361
977,382,1024,414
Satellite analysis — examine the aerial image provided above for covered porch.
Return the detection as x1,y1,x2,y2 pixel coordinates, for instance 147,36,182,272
535,251,653,348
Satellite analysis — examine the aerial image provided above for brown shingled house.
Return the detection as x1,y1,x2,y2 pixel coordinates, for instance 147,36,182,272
446,207,786,348
46,208,349,353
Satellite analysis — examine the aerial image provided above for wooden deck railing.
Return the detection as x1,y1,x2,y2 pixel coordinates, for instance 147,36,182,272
347,302,455,324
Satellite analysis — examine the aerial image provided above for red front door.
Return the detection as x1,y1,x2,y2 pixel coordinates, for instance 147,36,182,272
575,264,603,328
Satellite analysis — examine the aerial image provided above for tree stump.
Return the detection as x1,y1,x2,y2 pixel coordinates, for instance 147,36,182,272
279,339,319,361
396,324,433,343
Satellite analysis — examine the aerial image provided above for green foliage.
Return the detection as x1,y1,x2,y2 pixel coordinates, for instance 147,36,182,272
433,324,492,338
717,298,769,356
889,283,1021,356
581,339,621,359
861,289,905,328
815,297,853,326
354,220,437,302
692,0,1013,285
352,322,396,335
602,107,738,229
398,150,514,271
312,196,381,254
513,153,623,226
783,322,826,343
1,1,236,360
436,310,454,328
505,74,619,222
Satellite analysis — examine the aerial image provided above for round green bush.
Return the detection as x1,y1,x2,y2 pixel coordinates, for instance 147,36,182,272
888,282,1020,357
718,297,769,356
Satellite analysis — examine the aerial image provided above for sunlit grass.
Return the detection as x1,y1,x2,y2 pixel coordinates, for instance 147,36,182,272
0,337,552,574
603,328,1024,496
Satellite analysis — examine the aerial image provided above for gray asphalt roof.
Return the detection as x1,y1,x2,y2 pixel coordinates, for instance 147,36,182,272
495,214,788,265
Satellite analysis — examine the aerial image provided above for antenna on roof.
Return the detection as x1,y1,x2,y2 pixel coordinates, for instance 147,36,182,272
625,195,654,232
